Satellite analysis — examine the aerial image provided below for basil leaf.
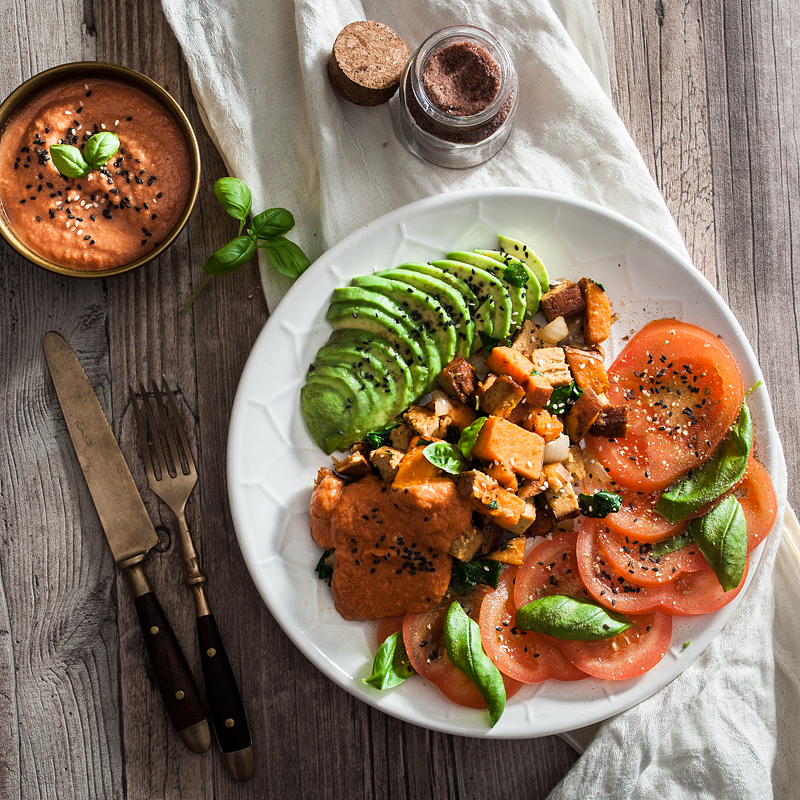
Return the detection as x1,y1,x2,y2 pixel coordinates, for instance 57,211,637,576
262,236,311,278
444,602,506,726
49,144,89,178
363,632,414,690
213,177,252,220
503,260,528,288
457,417,487,460
578,491,622,518
649,530,694,559
656,403,752,524
423,442,465,474
249,207,294,240
449,559,502,595
202,236,256,276
314,549,334,581
83,131,119,169
687,494,747,591
364,422,399,449
516,595,632,641
545,382,583,415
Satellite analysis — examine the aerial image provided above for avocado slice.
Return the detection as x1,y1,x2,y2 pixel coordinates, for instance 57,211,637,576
448,250,526,330
429,258,512,342
474,249,541,318
396,262,479,309
301,372,370,454
498,235,550,294
374,267,474,358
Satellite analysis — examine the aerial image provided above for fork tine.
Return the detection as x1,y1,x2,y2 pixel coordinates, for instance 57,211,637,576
162,374,197,477
151,377,186,477
140,380,169,478
129,383,156,478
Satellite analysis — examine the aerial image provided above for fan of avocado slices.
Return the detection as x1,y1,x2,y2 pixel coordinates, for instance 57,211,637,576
301,236,550,454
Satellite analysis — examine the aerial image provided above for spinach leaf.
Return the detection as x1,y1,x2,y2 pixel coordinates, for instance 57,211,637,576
578,491,622,518
449,559,502,595
545,382,583,415
363,632,414,690
649,530,694,559
203,236,257,276
213,177,252,221
83,132,119,169
262,236,312,278
503,260,528,288
687,494,747,591
314,549,334,581
423,442,465,474
478,331,510,350
457,416,487,460
364,422,399,450
656,403,752,524
444,602,506,726
249,207,295,240
49,144,89,178
516,595,631,641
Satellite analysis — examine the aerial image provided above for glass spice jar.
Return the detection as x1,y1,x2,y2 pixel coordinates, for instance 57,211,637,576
391,25,518,169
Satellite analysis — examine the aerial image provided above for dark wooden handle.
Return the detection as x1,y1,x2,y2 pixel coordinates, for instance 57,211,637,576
133,591,207,735
197,613,252,754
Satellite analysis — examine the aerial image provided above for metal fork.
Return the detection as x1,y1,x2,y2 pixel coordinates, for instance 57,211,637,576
129,377,253,782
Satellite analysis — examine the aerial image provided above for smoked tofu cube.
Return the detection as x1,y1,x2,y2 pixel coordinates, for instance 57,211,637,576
563,345,610,394
437,356,478,404
544,482,581,520
479,374,526,417
589,405,629,438
564,445,586,481
540,280,586,321
470,416,545,480
506,500,537,536
457,470,525,530
529,348,572,388
510,320,544,357
404,405,447,439
564,387,604,442
523,373,554,407
368,445,405,483
448,525,486,562
389,423,415,451
579,278,612,345
332,450,372,478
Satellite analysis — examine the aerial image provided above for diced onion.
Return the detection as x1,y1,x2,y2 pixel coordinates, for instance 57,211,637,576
431,390,453,417
543,433,571,464
468,350,489,377
540,316,569,343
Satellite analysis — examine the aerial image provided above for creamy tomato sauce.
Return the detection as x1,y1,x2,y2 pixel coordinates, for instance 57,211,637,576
0,77,192,270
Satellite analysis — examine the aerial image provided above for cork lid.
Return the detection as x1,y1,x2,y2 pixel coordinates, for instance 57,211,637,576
328,21,410,107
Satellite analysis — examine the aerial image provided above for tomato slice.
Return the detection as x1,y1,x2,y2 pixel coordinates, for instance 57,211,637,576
658,562,748,616
552,611,672,680
403,587,522,708
376,616,405,648
596,524,708,587
735,456,778,552
586,320,744,493
479,567,588,683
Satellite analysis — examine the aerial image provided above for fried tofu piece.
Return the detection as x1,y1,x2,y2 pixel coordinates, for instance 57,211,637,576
404,405,447,439
510,320,544,357
389,423,414,451
523,373,554,406
563,345,610,394
540,280,586,322
517,477,546,500
458,470,525,530
564,387,604,442
485,537,527,565
448,524,486,562
479,374,526,417
332,450,372,478
507,499,537,536
579,277,612,345
564,445,586,481
544,481,581,521
368,446,405,483
437,356,478,404
589,405,629,438
529,347,572,388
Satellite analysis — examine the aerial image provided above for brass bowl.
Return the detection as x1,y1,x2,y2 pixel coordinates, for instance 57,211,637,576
0,61,201,278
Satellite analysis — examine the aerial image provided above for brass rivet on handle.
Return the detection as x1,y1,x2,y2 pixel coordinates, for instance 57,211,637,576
206,648,217,657
225,718,234,728
150,626,159,635
175,690,185,700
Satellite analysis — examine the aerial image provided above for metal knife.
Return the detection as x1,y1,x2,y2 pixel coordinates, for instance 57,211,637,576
42,331,211,754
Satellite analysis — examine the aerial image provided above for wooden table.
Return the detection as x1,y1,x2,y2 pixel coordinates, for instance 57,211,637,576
2,1,797,797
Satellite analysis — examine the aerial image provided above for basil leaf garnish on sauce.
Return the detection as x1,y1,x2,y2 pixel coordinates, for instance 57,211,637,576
578,491,622,518
423,441,465,474
457,416,487,460
656,403,752,524
516,595,632,641
363,632,414,690
49,144,89,178
83,131,120,169
443,602,506,727
687,494,747,591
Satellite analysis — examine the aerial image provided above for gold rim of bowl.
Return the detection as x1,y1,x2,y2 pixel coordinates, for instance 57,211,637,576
0,61,201,279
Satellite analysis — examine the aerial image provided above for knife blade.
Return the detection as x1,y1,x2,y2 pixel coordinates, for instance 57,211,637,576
42,331,210,754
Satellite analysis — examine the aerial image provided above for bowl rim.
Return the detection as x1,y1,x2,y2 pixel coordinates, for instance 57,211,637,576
0,61,201,278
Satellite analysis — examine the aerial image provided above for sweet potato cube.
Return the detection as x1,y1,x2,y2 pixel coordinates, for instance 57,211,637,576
579,278,612,345
563,345,610,394
523,373,554,407
392,437,447,490
485,346,537,386
458,470,525,530
479,374,526,417
486,537,527,565
470,416,545,480
564,387,604,443
524,408,564,442
482,459,518,492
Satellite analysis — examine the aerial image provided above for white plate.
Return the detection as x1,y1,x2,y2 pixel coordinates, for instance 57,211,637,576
227,188,781,738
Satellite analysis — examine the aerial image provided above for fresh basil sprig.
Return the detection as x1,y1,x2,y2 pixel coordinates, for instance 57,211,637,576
363,632,415,690
458,416,487,460
656,403,752,524
516,595,631,641
182,177,311,315
444,602,506,727
423,441,465,474
649,530,694,560
687,494,747,591
50,132,120,178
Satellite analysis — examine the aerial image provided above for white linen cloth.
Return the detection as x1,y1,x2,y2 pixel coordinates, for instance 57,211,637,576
160,0,798,796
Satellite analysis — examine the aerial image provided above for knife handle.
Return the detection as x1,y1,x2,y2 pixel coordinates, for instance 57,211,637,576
197,613,254,781
125,562,210,753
